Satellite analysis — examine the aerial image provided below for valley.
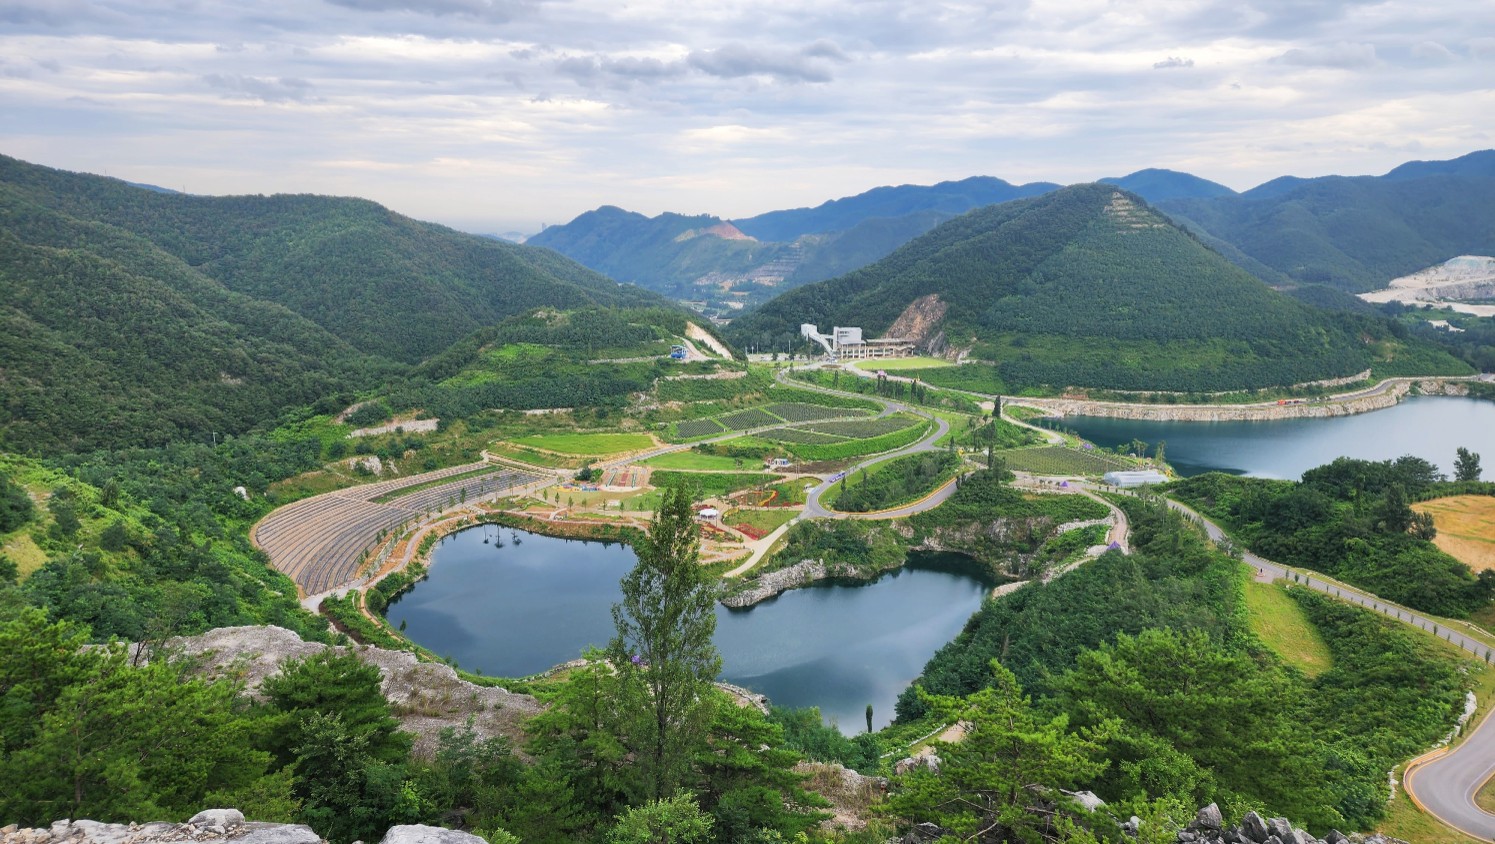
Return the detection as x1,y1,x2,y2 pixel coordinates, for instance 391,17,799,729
5,150,1495,844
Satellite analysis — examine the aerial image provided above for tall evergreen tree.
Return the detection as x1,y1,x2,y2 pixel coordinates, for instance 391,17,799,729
609,484,722,803
1455,447,1482,482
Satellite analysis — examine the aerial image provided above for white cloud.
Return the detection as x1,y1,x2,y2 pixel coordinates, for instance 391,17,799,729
0,0,1491,230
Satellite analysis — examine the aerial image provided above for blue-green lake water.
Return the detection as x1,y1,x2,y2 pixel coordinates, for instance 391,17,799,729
386,526,991,732
1044,396,1495,479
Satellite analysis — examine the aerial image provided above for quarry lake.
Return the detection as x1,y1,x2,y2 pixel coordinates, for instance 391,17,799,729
1048,396,1495,479
386,526,992,732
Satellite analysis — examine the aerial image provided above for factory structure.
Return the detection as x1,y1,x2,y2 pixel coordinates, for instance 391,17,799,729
800,324,916,361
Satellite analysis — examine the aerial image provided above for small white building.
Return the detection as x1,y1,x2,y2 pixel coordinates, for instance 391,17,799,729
696,507,721,520
1102,469,1168,488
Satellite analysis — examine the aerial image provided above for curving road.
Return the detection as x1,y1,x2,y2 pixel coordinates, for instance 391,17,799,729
1156,495,1495,840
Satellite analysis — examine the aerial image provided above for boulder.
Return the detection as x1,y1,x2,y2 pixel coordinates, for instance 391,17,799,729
1193,803,1223,832
1240,812,1270,844
378,827,488,844
188,810,245,830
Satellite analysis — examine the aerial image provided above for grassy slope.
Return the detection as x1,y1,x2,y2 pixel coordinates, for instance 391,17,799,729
1244,578,1333,678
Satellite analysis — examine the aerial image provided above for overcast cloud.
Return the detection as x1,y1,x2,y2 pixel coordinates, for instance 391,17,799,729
1,0,1491,232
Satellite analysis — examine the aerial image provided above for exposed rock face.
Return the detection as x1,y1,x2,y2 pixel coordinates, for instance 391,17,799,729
1022,378,1474,423
146,626,543,757
793,762,888,832
885,294,948,350
1171,805,1406,844
378,827,487,844
723,559,831,607
0,815,493,844
0,811,322,844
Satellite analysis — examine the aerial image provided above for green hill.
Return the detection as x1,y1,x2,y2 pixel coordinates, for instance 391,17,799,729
0,154,662,365
1098,168,1237,202
1158,150,1495,290
731,184,1463,392
0,154,673,452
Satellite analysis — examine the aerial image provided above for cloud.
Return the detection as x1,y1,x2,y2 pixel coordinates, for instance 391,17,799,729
1410,41,1456,62
1273,41,1378,69
1470,37,1495,61
323,0,534,22
202,74,316,103
687,42,848,83
1153,56,1194,69
556,54,685,86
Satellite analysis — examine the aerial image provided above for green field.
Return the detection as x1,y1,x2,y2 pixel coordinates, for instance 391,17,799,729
723,508,798,535
642,451,748,471
851,356,952,371
1244,580,1333,678
511,432,655,455
999,446,1131,476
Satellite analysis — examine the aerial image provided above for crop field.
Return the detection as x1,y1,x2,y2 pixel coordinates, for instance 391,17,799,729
725,508,797,538
1414,495,1495,572
254,462,546,595
719,408,782,430
763,402,870,422
673,418,727,439
805,417,919,438
511,432,654,455
759,428,846,445
999,446,1131,476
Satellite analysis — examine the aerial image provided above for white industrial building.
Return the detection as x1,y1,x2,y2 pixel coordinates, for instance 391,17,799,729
800,323,915,361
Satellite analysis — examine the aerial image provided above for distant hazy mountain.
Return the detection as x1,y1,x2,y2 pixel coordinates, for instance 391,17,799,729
729,184,1443,392
731,176,1060,242
1159,150,1495,291
1098,168,1237,202
0,153,666,451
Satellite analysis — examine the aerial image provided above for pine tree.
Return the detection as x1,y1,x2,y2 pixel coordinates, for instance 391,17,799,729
1455,447,1482,482
609,484,722,802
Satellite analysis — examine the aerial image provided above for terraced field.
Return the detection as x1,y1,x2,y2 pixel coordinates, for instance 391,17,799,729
805,417,919,438
719,408,782,430
763,402,871,423
758,428,845,445
253,462,547,595
674,418,728,439
1000,446,1131,476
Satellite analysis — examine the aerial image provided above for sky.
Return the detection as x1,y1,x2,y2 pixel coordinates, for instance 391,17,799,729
2,0,1493,234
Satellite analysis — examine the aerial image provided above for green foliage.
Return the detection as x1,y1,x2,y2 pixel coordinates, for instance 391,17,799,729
607,792,714,844
6,444,329,645
290,711,424,844
770,520,909,576
882,662,1115,844
609,484,723,802
830,452,960,513
1159,156,1495,291
649,471,783,498
0,607,279,826
346,401,394,428
1456,447,1483,482
1168,459,1494,617
262,650,414,768
899,495,1247,720
0,470,34,532
769,707,881,771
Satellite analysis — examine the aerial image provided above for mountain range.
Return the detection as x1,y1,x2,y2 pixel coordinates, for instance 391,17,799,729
528,152,1495,307
727,183,1467,393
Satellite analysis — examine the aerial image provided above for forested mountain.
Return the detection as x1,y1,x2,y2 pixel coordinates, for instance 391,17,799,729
527,206,789,293
1098,168,1237,202
0,154,670,452
0,155,663,365
1158,150,1495,290
729,184,1466,392
731,175,1059,241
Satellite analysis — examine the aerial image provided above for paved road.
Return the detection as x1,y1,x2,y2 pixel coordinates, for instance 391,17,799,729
1156,495,1495,839
1408,714,1495,842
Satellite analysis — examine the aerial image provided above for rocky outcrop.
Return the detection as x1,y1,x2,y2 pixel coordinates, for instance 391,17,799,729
0,814,488,844
0,810,322,844
143,626,543,757
906,516,1053,574
885,294,948,351
1021,378,1476,423
722,560,836,607
1165,804,1407,844
793,763,887,832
